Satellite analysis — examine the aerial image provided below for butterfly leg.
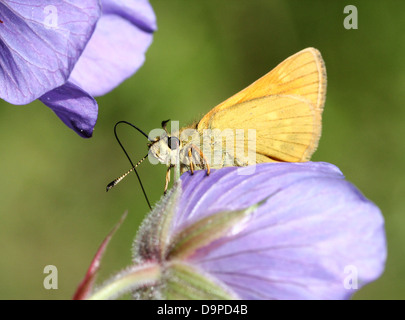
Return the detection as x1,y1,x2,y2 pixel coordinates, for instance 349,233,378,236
188,144,210,176
187,148,195,175
164,166,171,194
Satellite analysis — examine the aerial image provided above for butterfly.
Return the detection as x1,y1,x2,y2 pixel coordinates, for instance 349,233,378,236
108,47,326,195
148,47,326,192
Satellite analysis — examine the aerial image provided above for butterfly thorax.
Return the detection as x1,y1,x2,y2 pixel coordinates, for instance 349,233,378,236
148,126,255,175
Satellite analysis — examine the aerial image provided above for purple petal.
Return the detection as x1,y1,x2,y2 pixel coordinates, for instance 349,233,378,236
175,162,344,230
175,163,386,300
69,0,156,96
0,1,101,104
101,0,157,32
39,81,98,138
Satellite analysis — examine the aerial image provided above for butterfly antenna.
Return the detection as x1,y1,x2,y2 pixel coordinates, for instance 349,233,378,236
106,154,148,191
108,121,152,210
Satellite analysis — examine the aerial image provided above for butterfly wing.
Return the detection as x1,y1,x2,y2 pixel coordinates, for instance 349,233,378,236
202,95,318,163
197,47,326,162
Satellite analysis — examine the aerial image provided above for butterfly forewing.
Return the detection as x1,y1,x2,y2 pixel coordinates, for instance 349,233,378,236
205,95,317,163
196,47,326,163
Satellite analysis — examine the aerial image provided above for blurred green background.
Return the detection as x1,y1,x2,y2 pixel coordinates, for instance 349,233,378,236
0,0,402,299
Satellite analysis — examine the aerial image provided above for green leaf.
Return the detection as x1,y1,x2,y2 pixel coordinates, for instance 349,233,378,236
167,200,264,260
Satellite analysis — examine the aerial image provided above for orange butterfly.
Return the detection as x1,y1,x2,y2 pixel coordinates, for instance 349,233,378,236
148,47,326,191
109,48,327,194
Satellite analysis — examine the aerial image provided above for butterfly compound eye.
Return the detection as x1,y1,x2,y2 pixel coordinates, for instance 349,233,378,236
168,137,180,150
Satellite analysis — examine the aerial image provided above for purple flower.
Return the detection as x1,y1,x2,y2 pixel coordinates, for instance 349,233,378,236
0,0,156,138
77,162,386,300
167,163,386,299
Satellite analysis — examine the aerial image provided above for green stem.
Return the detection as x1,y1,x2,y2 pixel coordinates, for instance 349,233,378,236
88,263,161,300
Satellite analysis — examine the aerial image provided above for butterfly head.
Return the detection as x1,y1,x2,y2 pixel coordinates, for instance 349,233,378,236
148,120,181,166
